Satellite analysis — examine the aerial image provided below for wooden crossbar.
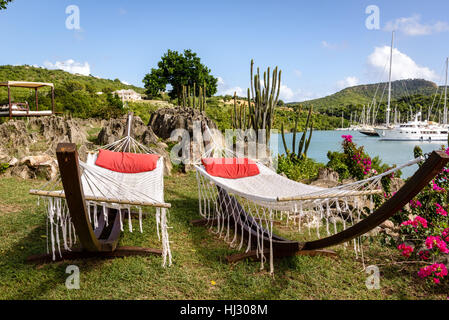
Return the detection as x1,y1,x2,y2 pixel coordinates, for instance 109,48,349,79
276,189,383,202
29,189,171,209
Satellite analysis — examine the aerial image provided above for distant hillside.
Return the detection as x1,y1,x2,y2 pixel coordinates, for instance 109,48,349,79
0,65,144,95
290,79,438,110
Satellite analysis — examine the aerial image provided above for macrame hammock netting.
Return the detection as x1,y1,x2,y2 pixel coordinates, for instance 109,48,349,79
195,132,423,273
34,135,172,267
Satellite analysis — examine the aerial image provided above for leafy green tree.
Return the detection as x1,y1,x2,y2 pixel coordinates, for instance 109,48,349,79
143,49,218,99
0,0,13,10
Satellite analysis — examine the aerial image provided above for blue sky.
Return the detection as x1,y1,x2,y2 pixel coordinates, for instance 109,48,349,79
1,0,449,102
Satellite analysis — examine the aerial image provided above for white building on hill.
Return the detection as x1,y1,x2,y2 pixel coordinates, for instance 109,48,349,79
112,89,143,102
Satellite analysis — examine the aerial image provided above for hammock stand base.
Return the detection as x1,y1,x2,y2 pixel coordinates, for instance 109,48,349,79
226,249,337,264
26,247,162,264
194,150,449,266
27,143,164,264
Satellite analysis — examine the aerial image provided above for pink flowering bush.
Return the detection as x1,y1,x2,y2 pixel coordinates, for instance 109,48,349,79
327,136,395,191
392,145,449,286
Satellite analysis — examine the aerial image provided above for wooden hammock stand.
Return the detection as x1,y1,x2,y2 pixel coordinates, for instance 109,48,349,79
192,150,449,263
27,142,168,263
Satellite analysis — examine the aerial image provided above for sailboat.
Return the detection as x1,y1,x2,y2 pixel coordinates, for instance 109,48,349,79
360,31,397,138
375,35,449,141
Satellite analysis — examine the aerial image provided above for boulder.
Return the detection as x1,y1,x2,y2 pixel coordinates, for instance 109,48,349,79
149,107,223,171
148,106,217,140
380,220,395,230
310,167,340,188
5,154,58,180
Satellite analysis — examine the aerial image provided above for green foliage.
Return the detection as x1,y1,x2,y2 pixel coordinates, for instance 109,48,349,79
143,49,218,99
0,163,9,174
180,82,207,112
204,96,343,132
0,0,13,10
326,135,396,183
277,155,323,181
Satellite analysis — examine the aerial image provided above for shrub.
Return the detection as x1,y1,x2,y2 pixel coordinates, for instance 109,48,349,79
392,146,449,286
0,163,9,174
277,154,324,181
327,135,397,186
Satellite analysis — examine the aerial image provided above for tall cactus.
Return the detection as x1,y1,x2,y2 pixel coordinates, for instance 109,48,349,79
281,105,314,161
180,82,207,112
247,59,281,143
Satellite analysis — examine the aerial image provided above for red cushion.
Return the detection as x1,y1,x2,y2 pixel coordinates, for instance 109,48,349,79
95,149,160,173
201,158,260,179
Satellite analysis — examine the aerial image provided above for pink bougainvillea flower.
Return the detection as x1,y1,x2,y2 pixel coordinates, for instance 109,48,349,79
435,203,448,216
397,243,414,258
410,200,422,209
418,264,448,283
425,236,449,254
341,135,353,143
400,216,428,231
432,181,445,192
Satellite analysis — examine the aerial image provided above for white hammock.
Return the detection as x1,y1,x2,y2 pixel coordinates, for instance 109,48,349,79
195,129,423,273
32,134,172,266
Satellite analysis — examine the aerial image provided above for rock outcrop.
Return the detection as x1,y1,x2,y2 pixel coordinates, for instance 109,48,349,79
310,167,340,188
148,106,217,140
4,154,58,180
0,114,174,179
148,107,222,170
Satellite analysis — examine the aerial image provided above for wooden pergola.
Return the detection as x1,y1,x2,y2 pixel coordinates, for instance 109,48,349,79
0,81,55,120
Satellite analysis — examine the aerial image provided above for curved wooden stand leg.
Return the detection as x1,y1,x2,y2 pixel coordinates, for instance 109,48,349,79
26,247,163,264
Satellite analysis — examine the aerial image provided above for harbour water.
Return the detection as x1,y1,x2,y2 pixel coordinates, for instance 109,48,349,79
272,130,448,178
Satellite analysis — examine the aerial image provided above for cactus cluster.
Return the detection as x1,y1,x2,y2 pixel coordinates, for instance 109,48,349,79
281,105,314,161
231,92,250,129
248,59,281,142
232,59,281,143
180,81,207,112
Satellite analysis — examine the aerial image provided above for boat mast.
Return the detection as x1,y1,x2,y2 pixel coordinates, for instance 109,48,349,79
444,57,448,125
386,31,394,126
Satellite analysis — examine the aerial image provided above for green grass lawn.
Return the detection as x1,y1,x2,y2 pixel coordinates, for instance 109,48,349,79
0,174,447,300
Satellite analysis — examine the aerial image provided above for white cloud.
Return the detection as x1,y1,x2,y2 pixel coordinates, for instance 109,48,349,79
217,76,247,97
43,59,91,76
384,14,449,36
294,69,302,78
279,84,294,101
121,80,130,85
321,41,334,49
279,84,321,102
321,40,348,50
336,76,359,89
367,46,437,81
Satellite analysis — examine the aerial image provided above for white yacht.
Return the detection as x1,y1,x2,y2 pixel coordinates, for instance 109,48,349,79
375,112,448,141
